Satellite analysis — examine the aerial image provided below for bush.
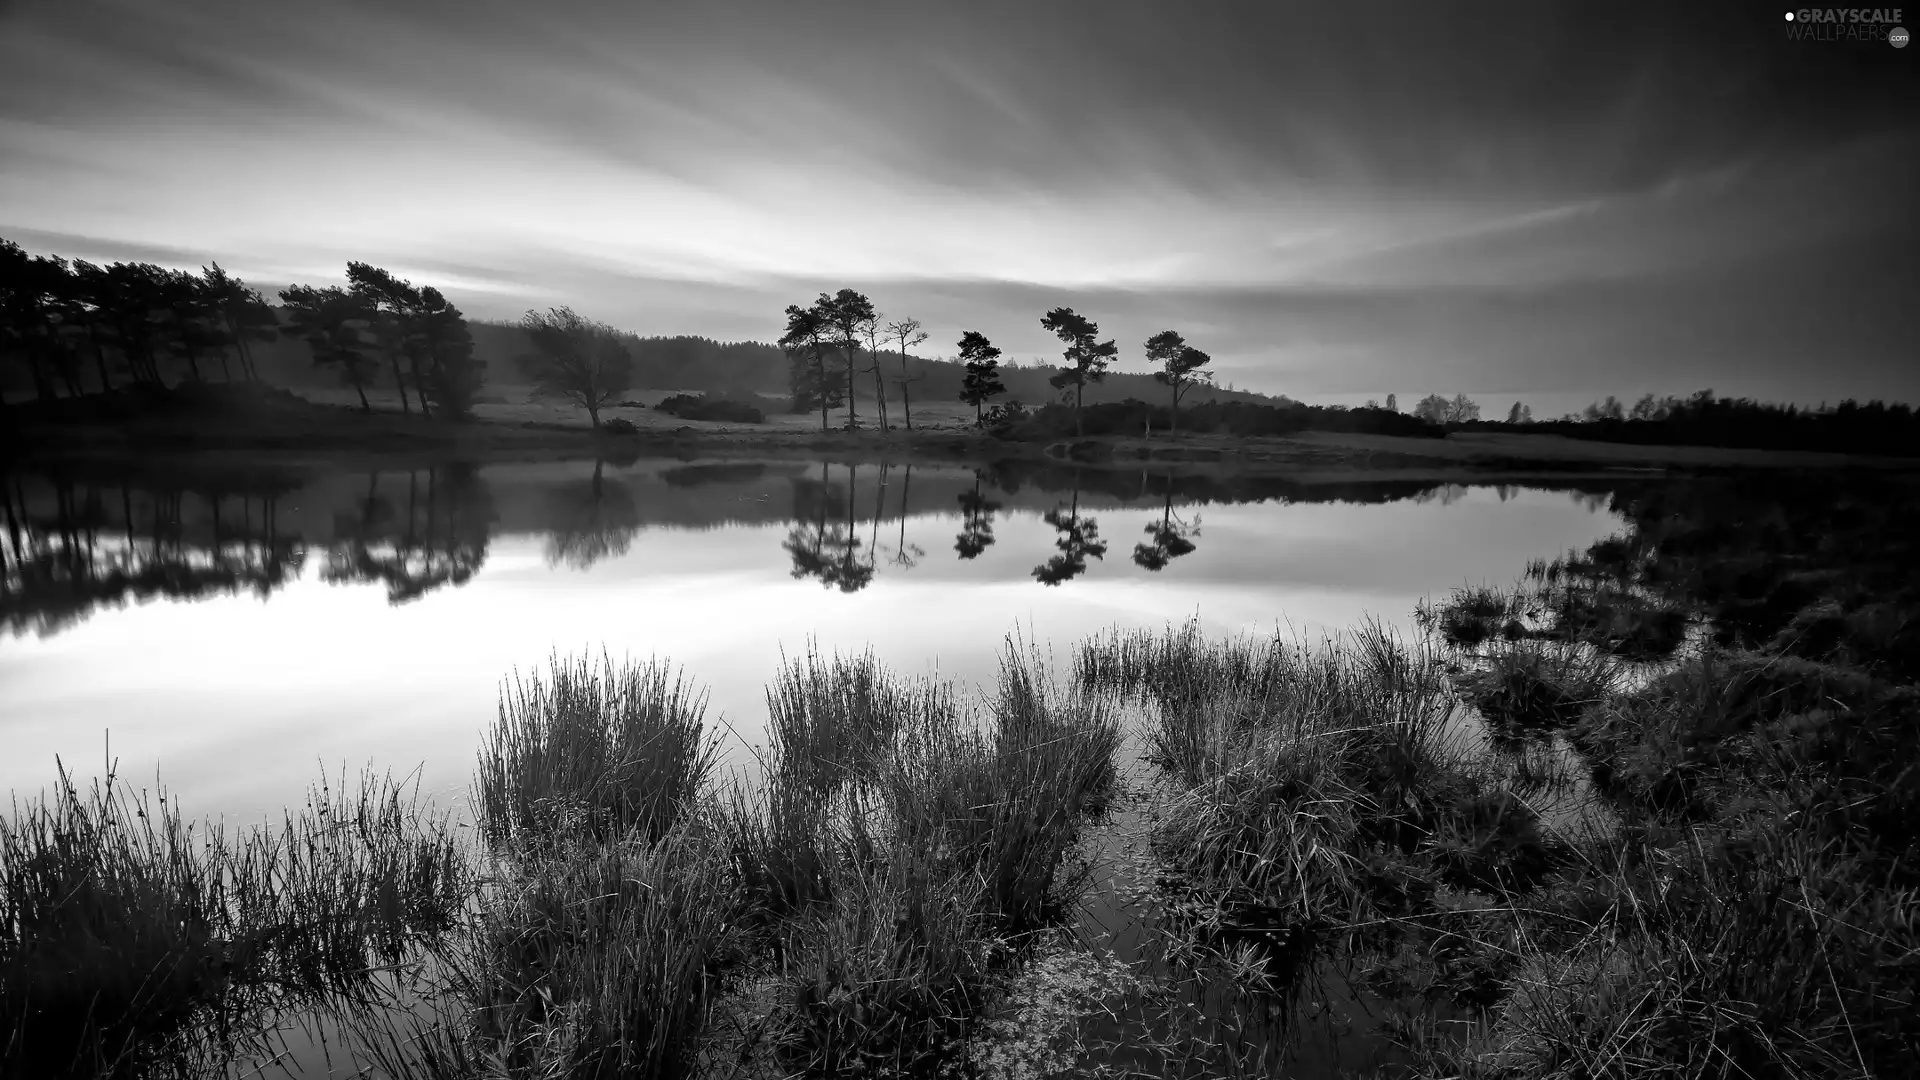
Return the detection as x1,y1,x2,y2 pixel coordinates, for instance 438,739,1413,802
599,416,637,434
654,393,765,423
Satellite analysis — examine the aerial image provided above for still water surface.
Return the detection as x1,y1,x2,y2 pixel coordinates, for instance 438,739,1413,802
1,457,1623,824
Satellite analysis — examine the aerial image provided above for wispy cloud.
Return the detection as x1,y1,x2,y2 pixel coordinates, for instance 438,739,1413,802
1,0,1914,404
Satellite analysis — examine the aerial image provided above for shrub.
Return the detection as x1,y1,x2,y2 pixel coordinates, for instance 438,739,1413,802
599,416,638,434
654,393,765,423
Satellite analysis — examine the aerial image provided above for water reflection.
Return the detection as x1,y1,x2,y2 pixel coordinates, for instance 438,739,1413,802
783,461,874,593
541,460,639,570
1,457,1638,640
0,472,306,637
319,464,495,602
1132,486,1200,572
954,471,1001,560
1033,482,1109,586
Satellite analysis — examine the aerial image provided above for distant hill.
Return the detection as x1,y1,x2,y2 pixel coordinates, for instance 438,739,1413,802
253,314,1291,409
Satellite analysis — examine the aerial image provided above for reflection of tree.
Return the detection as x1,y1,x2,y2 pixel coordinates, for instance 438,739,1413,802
1032,481,1107,586
1410,483,1470,507
783,463,873,593
885,464,924,570
1131,486,1200,571
1,475,307,637
321,465,495,604
954,471,1001,560
541,460,640,569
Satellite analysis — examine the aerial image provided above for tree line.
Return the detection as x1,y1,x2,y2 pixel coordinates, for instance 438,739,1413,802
776,289,1217,436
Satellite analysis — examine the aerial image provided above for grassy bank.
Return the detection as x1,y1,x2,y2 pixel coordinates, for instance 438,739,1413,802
13,381,1910,478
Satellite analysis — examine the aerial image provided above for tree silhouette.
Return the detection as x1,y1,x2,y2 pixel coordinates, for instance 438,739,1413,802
346,262,426,415
1032,483,1107,586
886,317,929,430
412,286,484,420
1131,486,1200,571
201,263,278,383
281,285,379,409
859,308,891,430
1039,308,1117,437
542,460,640,569
516,307,634,429
779,303,841,430
957,330,1006,427
1143,329,1213,434
816,290,876,431
953,472,1001,559
1385,393,1398,412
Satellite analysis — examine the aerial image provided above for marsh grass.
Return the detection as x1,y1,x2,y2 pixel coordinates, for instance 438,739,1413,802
477,650,717,851
1463,640,1621,734
0,762,464,1078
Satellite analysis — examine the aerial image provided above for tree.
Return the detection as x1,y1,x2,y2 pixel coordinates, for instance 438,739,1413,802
858,310,890,431
1039,307,1117,437
1629,393,1661,421
1143,329,1213,434
0,242,81,400
411,286,484,420
956,330,1006,427
201,263,278,382
885,317,929,430
348,261,427,416
1506,401,1533,424
1413,394,1451,424
516,307,634,430
1385,393,1398,412
779,303,841,430
281,285,379,409
1413,393,1479,424
159,268,226,382
815,289,875,431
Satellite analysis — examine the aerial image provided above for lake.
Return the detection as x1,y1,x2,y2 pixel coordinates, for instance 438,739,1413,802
1,456,1626,827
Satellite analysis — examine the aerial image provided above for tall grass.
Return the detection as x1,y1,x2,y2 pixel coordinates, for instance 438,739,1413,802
477,651,716,851
1,763,464,1078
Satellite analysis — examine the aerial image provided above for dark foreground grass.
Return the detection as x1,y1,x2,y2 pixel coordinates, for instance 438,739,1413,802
1080,580,1920,1079
359,638,1122,1080
0,764,464,1079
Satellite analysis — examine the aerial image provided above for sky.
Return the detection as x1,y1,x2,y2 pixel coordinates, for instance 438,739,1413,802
2,0,1915,409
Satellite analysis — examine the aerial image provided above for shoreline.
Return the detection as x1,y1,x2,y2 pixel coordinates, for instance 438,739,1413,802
6,390,1914,479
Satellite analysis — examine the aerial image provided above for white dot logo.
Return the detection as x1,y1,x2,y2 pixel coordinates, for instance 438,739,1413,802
1892,26,1910,47
1785,10,1795,18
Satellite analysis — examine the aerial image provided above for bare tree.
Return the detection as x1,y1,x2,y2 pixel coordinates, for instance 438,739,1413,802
886,316,929,430
516,307,634,430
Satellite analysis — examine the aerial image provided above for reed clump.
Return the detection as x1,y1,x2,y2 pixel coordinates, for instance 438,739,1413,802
1,764,464,1078
477,650,717,851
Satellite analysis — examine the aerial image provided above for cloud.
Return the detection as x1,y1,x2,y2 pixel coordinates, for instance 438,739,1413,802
2,0,1914,405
